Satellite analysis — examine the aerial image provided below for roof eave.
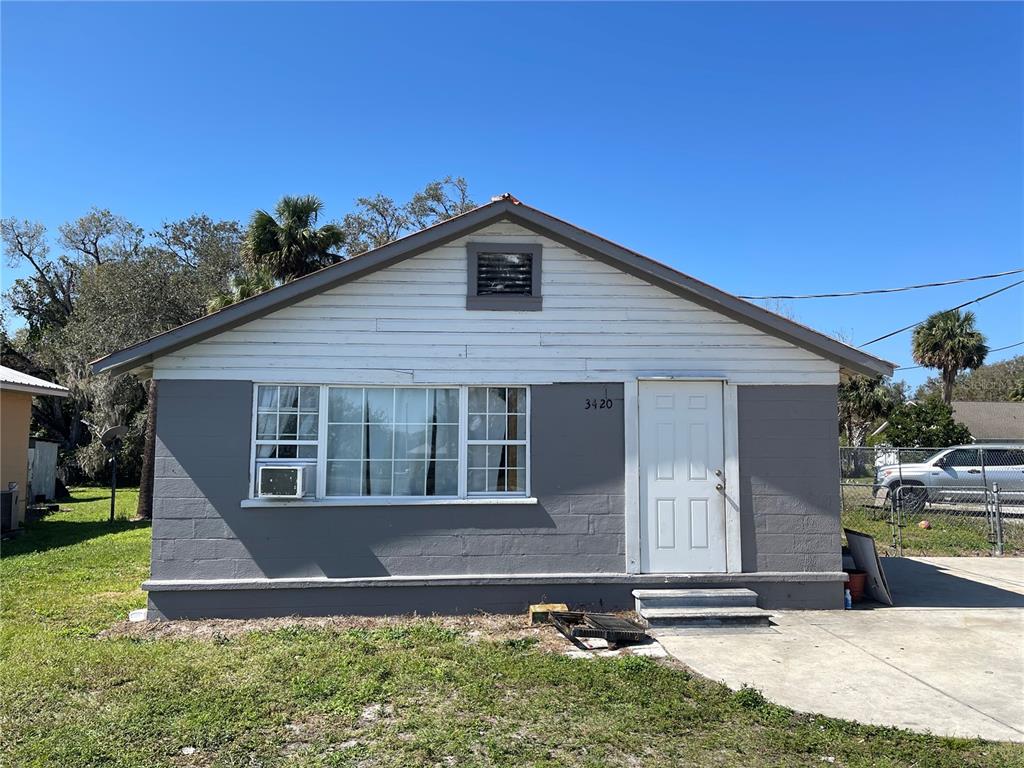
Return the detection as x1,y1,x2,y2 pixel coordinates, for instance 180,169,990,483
0,383,70,398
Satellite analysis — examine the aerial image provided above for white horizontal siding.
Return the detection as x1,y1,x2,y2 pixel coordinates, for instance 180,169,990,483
153,222,840,385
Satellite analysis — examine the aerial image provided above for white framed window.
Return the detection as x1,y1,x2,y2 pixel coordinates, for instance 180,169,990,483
252,386,320,491
324,386,460,497
467,387,528,495
254,385,320,459
249,384,530,501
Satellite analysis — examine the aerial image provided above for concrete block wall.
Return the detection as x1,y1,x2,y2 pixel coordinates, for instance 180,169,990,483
737,385,843,573
151,381,626,581
153,380,843,585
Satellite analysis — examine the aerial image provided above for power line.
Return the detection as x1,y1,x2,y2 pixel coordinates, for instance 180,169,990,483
894,341,1024,371
858,278,1024,347
739,268,1024,300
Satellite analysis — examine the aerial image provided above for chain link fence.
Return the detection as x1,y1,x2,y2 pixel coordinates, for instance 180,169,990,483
840,446,1024,557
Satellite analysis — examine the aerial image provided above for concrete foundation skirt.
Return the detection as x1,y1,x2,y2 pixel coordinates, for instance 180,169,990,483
143,572,846,620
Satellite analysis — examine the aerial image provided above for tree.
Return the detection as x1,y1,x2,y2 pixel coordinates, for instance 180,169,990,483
136,379,158,519
2,211,242,492
2,211,153,480
911,309,988,405
838,375,904,477
1010,378,1024,402
152,214,241,273
243,178,476,283
916,354,1024,402
340,194,410,255
340,176,476,257
57,209,144,265
839,375,904,446
207,268,276,313
2,218,76,337
3,177,472,492
65,220,242,515
244,195,346,281
405,176,475,229
884,396,972,447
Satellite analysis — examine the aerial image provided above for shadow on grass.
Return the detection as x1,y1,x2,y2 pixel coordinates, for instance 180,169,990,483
1,517,150,558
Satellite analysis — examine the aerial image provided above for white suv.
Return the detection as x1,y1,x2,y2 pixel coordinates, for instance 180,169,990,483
874,444,1024,512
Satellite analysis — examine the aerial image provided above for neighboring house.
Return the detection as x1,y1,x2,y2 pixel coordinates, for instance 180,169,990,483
0,366,69,529
952,401,1024,442
92,195,893,619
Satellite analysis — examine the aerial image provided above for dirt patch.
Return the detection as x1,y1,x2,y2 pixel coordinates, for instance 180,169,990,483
96,611,667,657
98,612,574,652
279,712,337,758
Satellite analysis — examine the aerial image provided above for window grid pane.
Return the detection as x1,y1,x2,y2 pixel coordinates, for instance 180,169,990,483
467,387,527,494
325,386,460,497
255,385,527,499
255,385,319,458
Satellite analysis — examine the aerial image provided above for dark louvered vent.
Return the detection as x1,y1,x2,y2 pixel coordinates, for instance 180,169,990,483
476,253,534,296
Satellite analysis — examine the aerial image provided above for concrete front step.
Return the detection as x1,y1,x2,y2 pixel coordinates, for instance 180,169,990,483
632,587,758,610
638,605,773,629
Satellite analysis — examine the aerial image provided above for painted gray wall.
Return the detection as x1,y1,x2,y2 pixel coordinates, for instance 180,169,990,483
736,385,842,574
152,381,626,581
150,380,844,615
147,577,838,620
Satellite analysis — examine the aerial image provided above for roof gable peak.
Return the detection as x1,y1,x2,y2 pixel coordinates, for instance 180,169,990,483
91,196,894,378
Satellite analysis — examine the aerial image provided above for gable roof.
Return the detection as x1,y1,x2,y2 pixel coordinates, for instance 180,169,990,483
91,195,894,378
952,401,1024,441
0,365,70,397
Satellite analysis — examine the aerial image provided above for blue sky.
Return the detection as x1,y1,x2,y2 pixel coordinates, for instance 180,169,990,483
2,1,1021,390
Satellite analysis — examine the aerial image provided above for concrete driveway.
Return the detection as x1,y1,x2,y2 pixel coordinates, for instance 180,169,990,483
657,557,1024,742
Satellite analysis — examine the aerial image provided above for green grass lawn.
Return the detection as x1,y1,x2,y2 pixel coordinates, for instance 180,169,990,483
840,506,1001,557
839,483,1021,557
2,490,1022,767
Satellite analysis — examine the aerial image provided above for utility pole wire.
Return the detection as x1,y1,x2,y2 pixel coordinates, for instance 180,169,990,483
739,268,1023,300
894,341,1024,371
858,279,1024,348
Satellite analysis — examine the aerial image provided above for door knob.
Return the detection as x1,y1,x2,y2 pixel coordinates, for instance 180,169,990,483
715,483,724,492
714,469,724,478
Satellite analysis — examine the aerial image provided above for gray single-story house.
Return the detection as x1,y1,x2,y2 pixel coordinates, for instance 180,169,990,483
93,195,893,619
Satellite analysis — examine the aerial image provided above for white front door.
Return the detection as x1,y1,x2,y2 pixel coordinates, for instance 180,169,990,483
639,381,727,573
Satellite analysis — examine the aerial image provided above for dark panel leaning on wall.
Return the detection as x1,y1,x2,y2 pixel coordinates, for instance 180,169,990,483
736,385,842,574
151,380,627,581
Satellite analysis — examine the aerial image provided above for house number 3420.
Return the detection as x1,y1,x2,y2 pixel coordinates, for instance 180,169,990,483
584,398,614,410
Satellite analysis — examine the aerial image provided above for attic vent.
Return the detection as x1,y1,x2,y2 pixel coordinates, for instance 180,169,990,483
477,253,533,295
467,242,542,311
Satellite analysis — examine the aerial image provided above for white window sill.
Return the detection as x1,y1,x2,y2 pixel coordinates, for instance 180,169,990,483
240,497,539,509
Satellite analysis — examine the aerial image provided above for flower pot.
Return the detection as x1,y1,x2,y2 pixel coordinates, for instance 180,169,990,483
845,570,867,602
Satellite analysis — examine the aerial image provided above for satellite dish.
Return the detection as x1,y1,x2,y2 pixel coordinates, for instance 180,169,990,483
100,425,128,449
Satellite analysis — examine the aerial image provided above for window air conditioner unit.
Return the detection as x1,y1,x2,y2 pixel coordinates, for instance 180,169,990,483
257,465,305,499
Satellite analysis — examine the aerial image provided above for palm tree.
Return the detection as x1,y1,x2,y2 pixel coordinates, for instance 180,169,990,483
911,309,988,405
838,375,903,447
838,375,903,476
206,268,276,313
244,195,346,281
